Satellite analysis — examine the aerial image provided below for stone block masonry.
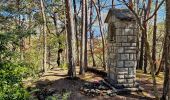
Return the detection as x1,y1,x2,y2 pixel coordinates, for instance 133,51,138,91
107,27,137,88
105,8,137,88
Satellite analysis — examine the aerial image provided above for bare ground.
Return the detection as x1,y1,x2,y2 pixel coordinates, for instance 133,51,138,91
25,68,163,100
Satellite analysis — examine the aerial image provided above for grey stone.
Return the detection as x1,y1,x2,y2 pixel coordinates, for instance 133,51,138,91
116,43,122,46
117,75,124,79
117,79,126,84
116,36,127,43
121,54,129,60
117,47,124,53
124,74,135,78
129,54,134,60
106,9,138,88
124,29,133,35
125,47,136,50
117,61,124,67
116,29,122,35
128,68,135,75
126,79,134,83
116,68,128,74
131,43,136,46
125,61,135,67
122,43,131,46
124,50,136,53
128,36,136,42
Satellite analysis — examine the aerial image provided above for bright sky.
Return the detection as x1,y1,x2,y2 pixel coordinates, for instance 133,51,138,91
92,0,165,37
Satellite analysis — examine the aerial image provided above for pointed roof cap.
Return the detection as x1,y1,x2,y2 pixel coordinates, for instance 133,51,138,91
105,8,136,23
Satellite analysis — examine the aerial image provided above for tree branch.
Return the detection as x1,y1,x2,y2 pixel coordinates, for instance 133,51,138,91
144,0,165,22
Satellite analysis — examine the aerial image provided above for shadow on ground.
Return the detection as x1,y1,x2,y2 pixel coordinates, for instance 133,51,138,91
27,68,155,100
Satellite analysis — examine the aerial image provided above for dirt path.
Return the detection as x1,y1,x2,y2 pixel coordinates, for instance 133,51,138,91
27,68,160,100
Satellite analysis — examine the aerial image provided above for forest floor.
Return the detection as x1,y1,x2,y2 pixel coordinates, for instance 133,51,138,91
24,67,164,100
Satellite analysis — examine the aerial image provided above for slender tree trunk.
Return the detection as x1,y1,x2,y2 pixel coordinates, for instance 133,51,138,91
65,0,76,78
89,0,96,67
129,0,133,9
73,0,79,66
139,1,145,70
48,46,51,69
156,42,165,75
80,0,87,75
144,0,152,73
139,31,144,70
40,0,47,73
92,0,106,70
52,12,63,67
112,0,114,8
167,0,170,98
161,0,170,99
16,0,24,60
152,0,158,72
161,32,169,100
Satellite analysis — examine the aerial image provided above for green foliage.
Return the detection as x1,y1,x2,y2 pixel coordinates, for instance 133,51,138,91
0,61,30,100
0,26,36,99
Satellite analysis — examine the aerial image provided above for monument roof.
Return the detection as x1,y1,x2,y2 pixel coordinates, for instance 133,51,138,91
105,8,136,23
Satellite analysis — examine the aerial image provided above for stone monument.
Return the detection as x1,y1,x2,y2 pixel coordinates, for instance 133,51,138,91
105,8,138,89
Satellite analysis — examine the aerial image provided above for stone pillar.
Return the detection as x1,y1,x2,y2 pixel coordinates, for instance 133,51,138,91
107,22,137,88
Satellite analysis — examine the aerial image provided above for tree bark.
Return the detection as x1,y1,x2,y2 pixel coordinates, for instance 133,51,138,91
80,0,88,75
65,0,76,78
161,0,170,99
112,0,114,8
152,0,158,72
40,0,47,73
73,0,79,66
92,0,106,70
89,0,96,67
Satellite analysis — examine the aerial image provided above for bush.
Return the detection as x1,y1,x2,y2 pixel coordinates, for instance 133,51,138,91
0,61,30,100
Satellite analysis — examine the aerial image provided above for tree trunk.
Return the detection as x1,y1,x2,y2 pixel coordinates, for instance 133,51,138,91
139,1,145,70
40,0,47,73
152,0,158,72
168,0,170,98
80,0,87,75
65,0,76,78
139,31,144,70
161,0,170,99
52,12,63,67
48,46,51,69
92,0,106,70
73,0,79,66
156,41,165,75
129,0,133,9
112,0,114,8
89,0,96,67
